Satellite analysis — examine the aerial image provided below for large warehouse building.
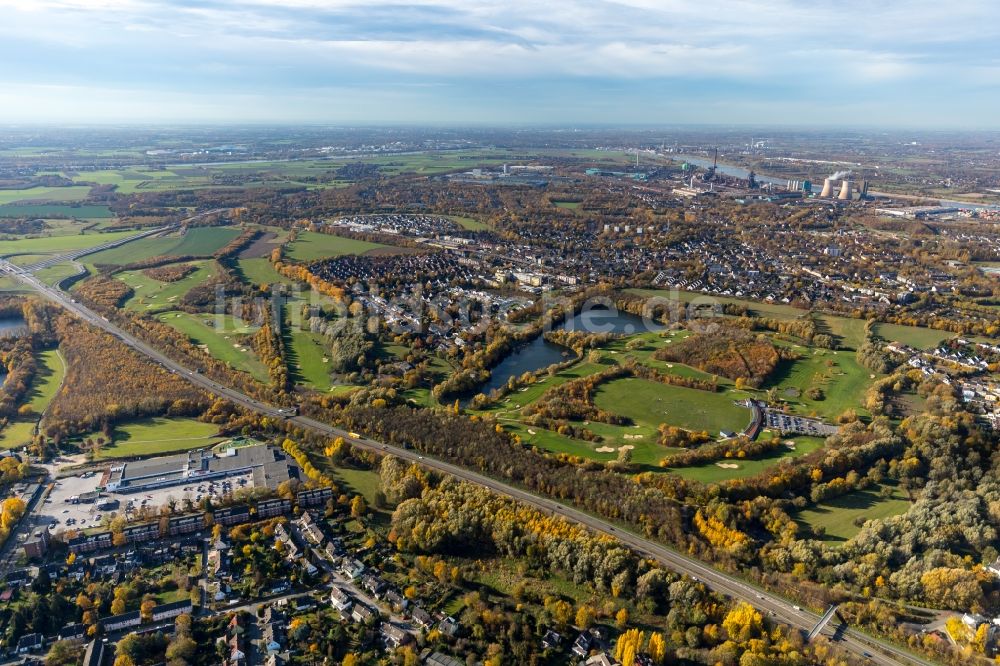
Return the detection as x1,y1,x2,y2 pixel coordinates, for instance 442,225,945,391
105,445,300,494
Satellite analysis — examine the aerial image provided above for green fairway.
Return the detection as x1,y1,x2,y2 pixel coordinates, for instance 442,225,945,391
156,311,268,381
0,229,137,256
593,377,751,435
95,417,224,459
0,186,92,205
670,435,824,483
284,231,393,262
796,483,911,544
553,200,582,210
763,347,874,421
286,325,333,390
0,204,114,218
874,323,952,349
118,260,218,312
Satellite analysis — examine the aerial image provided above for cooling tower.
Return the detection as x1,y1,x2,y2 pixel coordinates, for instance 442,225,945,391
820,178,835,197
838,180,854,200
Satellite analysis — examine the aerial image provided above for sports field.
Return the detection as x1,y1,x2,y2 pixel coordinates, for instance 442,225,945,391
796,483,911,545
118,260,218,312
156,311,268,381
284,231,393,262
95,417,224,459
445,215,489,231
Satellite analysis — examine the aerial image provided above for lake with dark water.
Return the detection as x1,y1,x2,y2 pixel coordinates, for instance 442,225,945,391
477,308,662,396
0,317,27,338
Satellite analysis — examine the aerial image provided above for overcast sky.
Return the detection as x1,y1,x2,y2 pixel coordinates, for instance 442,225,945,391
1,0,998,127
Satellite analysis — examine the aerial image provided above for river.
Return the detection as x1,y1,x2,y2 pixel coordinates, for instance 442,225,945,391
478,308,662,396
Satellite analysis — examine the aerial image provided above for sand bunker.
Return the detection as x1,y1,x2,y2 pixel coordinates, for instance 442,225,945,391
596,446,616,453
715,462,740,469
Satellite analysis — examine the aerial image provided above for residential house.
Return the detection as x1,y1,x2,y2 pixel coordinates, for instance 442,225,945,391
330,587,353,612
58,623,86,641
410,606,432,629
541,629,562,650
381,623,412,649
351,603,377,625
340,558,365,580
16,633,43,654
438,616,460,638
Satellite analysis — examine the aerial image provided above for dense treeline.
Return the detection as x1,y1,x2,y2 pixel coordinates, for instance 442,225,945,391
142,263,196,282
660,436,782,468
654,325,783,387
297,401,695,548
0,336,37,420
75,275,133,309
46,315,209,435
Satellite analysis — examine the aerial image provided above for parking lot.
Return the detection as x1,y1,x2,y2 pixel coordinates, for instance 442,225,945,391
38,469,256,532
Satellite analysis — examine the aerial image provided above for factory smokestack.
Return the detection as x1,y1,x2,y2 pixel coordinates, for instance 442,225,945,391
820,178,835,197
838,180,854,200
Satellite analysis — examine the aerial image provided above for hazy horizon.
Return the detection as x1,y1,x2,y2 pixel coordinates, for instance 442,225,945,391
2,0,999,128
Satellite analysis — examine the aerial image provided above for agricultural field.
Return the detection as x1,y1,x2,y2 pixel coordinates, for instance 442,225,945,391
0,185,92,205
0,229,138,257
84,226,240,265
0,203,114,219
796,483,911,544
117,260,219,312
94,416,224,459
156,311,268,382
236,257,296,287
284,231,394,262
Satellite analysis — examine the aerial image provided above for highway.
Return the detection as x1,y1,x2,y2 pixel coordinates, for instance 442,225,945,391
0,250,936,666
